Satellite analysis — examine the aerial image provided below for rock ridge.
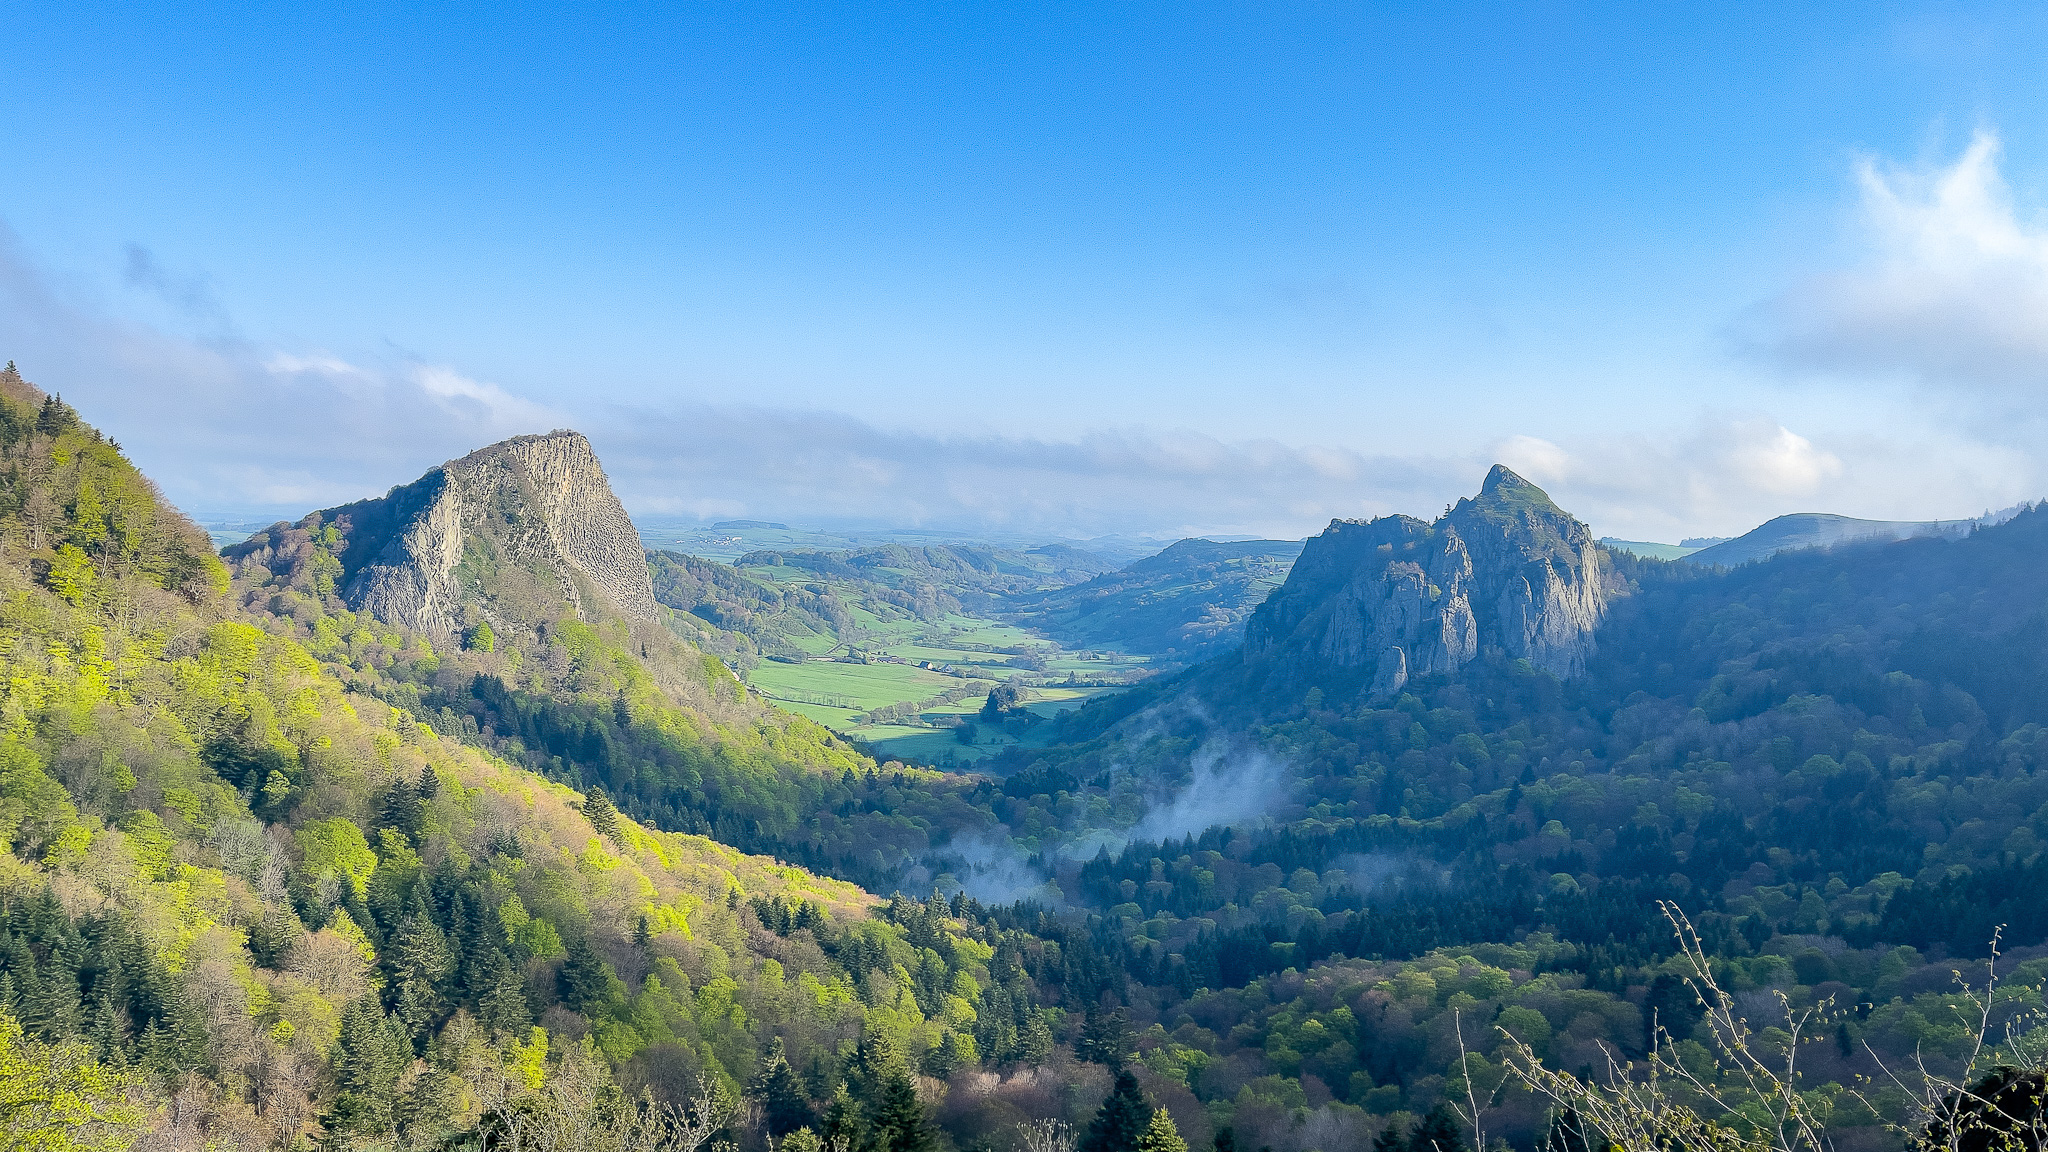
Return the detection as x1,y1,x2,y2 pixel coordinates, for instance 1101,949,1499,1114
235,430,658,638
1243,465,1613,696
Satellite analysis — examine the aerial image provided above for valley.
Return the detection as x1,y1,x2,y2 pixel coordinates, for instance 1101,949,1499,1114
12,13,2039,1152
736,610,1138,766
4,364,2048,1152
644,534,1293,765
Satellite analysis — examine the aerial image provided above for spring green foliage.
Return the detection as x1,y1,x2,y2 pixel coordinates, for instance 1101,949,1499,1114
0,370,1055,1151
0,367,225,605
0,1009,145,1152
1137,1110,1188,1152
647,549,851,665
226,508,1003,889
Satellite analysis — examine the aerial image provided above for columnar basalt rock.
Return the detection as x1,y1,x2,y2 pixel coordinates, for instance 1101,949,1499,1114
1244,465,1613,696
237,430,658,639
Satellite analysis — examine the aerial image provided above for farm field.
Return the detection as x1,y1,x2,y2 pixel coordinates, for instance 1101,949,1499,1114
648,540,1165,766
738,609,1147,766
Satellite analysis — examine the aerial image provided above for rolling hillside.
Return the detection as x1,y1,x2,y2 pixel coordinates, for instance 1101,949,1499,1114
1005,537,1303,662
0,366,1034,1151
1679,511,1974,567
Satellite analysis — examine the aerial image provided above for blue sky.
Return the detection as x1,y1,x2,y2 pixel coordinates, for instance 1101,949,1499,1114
6,3,2048,540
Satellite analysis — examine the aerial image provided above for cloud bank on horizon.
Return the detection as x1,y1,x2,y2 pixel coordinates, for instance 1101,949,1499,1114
1744,131,2048,396
1,135,2044,543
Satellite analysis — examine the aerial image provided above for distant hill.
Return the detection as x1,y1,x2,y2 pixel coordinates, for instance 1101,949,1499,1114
736,541,1113,614
1599,537,1701,561
1005,537,1303,661
646,548,849,664
1680,512,1974,567
648,540,1120,659
636,516,1162,565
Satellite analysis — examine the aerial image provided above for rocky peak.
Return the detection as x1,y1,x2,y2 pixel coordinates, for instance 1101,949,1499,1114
229,430,658,638
1243,465,1613,697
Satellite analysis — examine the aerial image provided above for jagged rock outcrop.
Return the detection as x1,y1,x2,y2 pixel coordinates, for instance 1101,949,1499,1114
230,431,657,638
1244,465,1613,695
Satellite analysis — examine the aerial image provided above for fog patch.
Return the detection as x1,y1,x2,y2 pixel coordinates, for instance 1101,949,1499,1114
1326,852,1449,898
1126,741,1291,846
928,832,1068,907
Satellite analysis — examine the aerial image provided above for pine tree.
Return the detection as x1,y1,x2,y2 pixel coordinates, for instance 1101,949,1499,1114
1373,1123,1408,1152
1082,1070,1152,1152
327,999,410,1137
584,786,623,844
379,776,425,840
823,1086,866,1152
1077,1006,1134,1068
751,1036,817,1137
388,894,452,1040
477,950,531,1036
1138,1110,1188,1152
20,961,80,1041
845,1031,901,1112
556,938,616,1013
870,1070,934,1152
1021,1013,1056,1066
1214,1128,1238,1152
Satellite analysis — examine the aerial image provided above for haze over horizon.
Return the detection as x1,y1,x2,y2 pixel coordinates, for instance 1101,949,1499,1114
7,4,2048,541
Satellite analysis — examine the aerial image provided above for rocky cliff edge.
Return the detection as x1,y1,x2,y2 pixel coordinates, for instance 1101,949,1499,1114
229,430,658,638
1243,465,1614,696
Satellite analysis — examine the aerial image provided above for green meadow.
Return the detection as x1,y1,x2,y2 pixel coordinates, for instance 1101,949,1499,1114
737,606,1147,766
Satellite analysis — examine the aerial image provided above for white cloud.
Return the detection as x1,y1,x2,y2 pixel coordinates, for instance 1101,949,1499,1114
1743,130,2048,391
1496,414,2027,541
412,365,562,429
0,227,568,514
1,215,2035,546
0,224,1482,534
265,353,369,378
589,405,1474,538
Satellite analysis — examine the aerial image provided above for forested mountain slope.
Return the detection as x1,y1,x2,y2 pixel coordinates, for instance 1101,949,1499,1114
0,368,1088,1151
1007,473,2048,953
646,548,850,666
920,472,2048,1149
3,367,1616,1152
735,543,1112,618
1679,511,1972,567
227,449,996,890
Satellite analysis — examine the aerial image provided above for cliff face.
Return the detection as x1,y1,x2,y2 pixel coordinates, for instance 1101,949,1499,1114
233,431,658,638
1244,465,1612,696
